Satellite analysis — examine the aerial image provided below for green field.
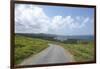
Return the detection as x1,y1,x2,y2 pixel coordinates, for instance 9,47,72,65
60,42,94,62
15,35,49,64
15,35,94,64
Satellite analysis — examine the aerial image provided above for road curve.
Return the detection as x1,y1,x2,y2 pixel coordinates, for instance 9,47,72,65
20,44,74,65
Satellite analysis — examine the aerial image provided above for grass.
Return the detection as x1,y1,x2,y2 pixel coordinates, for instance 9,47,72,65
15,34,95,64
15,35,49,64
61,42,94,62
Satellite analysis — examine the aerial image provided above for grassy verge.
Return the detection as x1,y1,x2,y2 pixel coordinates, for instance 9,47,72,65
15,35,49,64
15,34,95,63
61,42,94,62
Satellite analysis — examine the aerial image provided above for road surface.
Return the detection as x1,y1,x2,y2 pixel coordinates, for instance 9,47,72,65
20,44,74,65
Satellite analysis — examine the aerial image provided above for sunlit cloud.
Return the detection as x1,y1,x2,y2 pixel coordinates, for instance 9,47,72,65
15,4,94,35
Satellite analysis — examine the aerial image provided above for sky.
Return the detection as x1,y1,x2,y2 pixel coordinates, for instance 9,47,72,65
15,4,94,36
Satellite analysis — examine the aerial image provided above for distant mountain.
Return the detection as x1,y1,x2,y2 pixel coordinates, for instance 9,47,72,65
15,33,94,41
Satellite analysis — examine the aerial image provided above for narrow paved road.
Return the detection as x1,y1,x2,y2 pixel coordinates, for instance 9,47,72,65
20,44,74,65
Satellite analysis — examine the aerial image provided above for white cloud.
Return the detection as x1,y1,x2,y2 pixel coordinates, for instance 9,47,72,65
15,4,50,33
15,4,93,35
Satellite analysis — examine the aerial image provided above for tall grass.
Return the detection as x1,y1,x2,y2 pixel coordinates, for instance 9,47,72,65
61,42,94,62
15,35,49,64
15,35,94,64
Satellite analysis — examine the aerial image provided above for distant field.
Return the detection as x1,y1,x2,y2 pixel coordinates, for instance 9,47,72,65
61,42,94,62
15,35,49,64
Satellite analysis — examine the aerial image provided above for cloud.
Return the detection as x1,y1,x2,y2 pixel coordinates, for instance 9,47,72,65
68,17,90,29
15,4,50,33
15,4,93,35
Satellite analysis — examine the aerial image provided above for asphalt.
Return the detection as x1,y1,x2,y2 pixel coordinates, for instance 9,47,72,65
20,44,74,65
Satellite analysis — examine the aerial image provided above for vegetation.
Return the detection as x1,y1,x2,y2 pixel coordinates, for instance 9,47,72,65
15,35,49,64
61,41,94,62
15,34,94,64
